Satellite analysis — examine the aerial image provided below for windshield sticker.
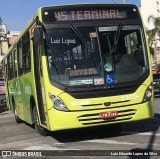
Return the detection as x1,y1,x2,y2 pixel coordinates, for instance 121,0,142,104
70,79,93,86
51,37,76,45
69,68,98,77
104,63,113,72
99,25,140,32
99,26,118,32
105,74,115,84
94,78,104,85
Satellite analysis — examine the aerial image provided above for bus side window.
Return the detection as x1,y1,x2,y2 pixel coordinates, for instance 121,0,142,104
12,50,15,78
23,32,31,73
8,53,14,80
13,50,17,78
17,40,23,76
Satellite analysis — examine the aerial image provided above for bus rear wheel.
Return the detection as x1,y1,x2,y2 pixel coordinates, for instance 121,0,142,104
33,107,48,136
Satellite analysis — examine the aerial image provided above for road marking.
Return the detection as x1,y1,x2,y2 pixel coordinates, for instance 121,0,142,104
82,139,137,145
82,138,160,146
21,132,160,150
136,132,160,136
23,145,80,150
122,132,160,136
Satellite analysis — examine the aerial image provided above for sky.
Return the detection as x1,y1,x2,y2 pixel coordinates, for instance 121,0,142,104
0,0,140,31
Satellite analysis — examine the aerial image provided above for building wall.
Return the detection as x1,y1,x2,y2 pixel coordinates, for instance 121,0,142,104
0,31,20,55
0,30,20,66
1,42,8,55
8,31,20,47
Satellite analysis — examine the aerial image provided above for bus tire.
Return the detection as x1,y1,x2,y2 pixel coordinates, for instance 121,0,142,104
13,101,22,123
33,107,48,136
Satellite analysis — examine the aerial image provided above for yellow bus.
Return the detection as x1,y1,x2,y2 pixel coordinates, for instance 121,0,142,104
4,3,154,136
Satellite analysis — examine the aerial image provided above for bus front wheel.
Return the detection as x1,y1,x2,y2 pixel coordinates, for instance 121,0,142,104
33,107,48,136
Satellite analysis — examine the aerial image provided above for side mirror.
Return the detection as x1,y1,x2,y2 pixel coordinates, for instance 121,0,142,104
33,27,43,45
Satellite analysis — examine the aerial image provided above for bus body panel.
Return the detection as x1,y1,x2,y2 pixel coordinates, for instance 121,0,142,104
47,99,154,131
8,74,35,124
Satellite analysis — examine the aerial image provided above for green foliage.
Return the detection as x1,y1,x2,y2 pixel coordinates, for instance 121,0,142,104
147,15,160,46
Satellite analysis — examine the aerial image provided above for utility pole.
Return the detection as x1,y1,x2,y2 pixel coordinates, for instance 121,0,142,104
123,0,127,4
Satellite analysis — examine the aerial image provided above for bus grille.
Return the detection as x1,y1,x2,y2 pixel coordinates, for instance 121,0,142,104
77,109,136,125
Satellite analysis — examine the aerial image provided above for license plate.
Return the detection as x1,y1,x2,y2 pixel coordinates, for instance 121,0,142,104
100,111,118,119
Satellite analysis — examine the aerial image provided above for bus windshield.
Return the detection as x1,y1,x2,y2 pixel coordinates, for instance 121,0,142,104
46,24,148,87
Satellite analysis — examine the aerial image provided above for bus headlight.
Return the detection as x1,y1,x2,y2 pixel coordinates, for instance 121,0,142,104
142,84,153,102
49,92,69,112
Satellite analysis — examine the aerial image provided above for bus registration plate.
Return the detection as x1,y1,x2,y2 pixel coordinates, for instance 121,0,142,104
100,111,118,119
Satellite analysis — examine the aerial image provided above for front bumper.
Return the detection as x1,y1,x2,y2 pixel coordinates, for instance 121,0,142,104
47,100,154,131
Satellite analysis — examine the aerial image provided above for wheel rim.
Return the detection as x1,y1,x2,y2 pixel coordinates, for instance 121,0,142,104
14,108,18,119
35,109,40,125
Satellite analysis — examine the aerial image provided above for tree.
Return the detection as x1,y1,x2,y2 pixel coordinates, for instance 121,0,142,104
147,15,160,61
0,17,8,43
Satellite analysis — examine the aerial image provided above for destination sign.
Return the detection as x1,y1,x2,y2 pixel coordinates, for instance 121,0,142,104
43,9,127,22
42,4,140,23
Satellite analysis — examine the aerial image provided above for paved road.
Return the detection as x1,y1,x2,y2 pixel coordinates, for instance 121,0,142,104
0,98,160,159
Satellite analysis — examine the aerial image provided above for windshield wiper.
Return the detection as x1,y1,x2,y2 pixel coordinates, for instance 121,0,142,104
111,23,123,54
103,23,123,72
105,23,122,55
106,33,112,55
70,24,96,67
70,24,87,45
70,24,90,56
